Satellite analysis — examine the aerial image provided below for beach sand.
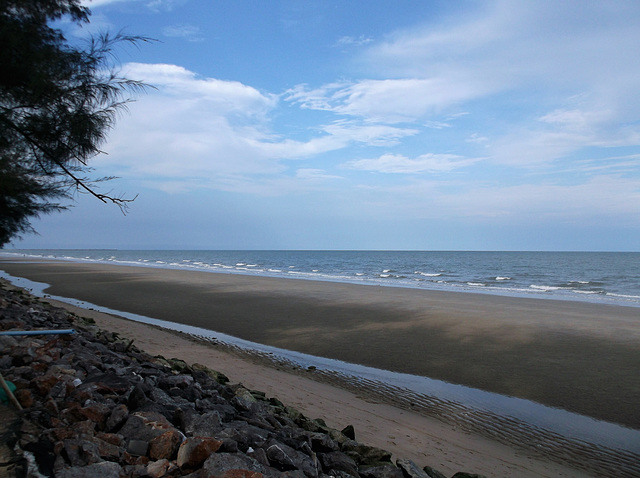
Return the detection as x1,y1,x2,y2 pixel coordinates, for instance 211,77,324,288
2,258,639,476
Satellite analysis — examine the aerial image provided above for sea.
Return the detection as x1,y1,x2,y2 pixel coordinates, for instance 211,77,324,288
2,249,639,307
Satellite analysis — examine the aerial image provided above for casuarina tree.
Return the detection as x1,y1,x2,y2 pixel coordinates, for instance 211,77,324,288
0,0,149,247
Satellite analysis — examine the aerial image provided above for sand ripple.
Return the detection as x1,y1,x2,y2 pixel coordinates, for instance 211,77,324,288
191,334,640,478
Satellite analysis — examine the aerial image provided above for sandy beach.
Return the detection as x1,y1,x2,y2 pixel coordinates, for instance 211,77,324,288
2,257,639,476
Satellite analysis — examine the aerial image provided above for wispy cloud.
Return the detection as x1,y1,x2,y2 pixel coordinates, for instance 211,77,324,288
288,1,640,170
345,153,477,174
163,24,203,42
335,35,373,47
286,79,486,124
81,0,133,7
146,0,186,13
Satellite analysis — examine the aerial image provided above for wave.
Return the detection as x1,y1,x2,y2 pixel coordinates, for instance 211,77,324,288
2,250,638,308
530,284,563,291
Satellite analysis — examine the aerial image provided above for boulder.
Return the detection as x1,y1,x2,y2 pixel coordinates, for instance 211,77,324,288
177,436,223,469
423,465,448,478
360,464,405,478
201,452,266,477
55,461,122,478
265,439,318,477
396,459,431,478
318,450,359,476
149,429,184,460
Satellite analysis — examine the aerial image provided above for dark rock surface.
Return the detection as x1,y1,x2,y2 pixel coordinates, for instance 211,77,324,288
0,280,485,477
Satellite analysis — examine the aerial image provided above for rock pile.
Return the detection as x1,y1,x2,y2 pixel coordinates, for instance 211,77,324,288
0,281,485,478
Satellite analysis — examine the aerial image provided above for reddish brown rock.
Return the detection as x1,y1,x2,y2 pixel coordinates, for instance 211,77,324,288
31,374,58,396
146,458,179,478
95,432,125,447
78,402,111,428
177,436,223,469
149,429,184,460
14,388,34,408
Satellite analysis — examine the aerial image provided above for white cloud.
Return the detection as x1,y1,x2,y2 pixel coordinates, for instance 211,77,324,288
101,63,425,193
295,169,343,181
349,174,640,226
286,1,640,169
83,0,185,11
82,0,133,7
122,63,277,117
287,78,485,124
345,153,478,174
163,24,204,42
335,35,373,47
442,176,640,223
146,0,186,12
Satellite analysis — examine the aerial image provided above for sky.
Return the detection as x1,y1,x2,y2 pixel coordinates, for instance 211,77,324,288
11,0,640,251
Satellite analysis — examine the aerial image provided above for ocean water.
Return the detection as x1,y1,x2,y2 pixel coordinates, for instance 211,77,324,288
3,249,639,307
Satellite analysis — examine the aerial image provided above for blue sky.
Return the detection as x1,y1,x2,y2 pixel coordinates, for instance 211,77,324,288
12,0,640,251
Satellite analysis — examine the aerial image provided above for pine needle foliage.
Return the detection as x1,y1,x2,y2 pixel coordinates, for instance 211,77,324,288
0,0,150,246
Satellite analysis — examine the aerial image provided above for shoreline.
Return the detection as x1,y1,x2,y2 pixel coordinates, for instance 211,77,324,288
2,260,640,476
1,257,639,429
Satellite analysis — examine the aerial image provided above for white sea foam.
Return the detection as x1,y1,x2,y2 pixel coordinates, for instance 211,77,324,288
530,284,561,291
607,292,640,299
415,271,442,277
467,282,485,286
496,276,511,281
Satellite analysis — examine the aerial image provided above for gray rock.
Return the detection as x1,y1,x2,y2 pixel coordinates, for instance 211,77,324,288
105,404,129,432
318,450,359,477
219,423,272,450
341,425,356,440
158,373,194,390
62,438,101,467
55,461,122,478
266,439,319,477
360,464,405,478
118,411,180,443
308,432,339,452
423,465,449,478
201,452,265,476
396,459,431,478
343,442,392,466
188,410,223,437
126,439,149,457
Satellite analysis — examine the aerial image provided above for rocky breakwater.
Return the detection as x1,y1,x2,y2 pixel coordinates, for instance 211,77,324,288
0,280,484,478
